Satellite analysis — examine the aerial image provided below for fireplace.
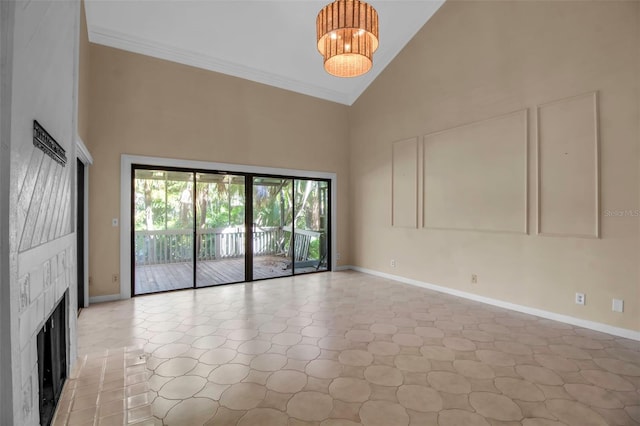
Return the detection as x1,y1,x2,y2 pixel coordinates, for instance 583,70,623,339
37,293,67,426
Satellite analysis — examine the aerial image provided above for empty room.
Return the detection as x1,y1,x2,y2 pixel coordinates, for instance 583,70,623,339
1,0,639,425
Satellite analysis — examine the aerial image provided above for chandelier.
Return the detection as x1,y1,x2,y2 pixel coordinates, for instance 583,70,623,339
316,0,379,78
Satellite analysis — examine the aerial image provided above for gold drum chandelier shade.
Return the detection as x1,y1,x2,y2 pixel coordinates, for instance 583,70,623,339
316,0,379,78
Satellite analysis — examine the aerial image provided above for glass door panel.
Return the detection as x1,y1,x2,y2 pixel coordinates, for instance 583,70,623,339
293,180,329,274
196,173,246,287
133,168,331,295
133,169,194,295
253,177,293,279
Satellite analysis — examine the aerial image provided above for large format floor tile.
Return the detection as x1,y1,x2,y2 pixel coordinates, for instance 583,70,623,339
72,271,640,425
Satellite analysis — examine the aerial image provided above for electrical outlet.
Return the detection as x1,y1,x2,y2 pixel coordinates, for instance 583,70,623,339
575,293,585,305
336,252,340,261
612,299,624,313
471,274,478,284
112,218,119,227
112,274,119,283
390,259,396,268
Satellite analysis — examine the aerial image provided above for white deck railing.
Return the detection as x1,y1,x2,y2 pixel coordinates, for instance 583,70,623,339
135,226,322,265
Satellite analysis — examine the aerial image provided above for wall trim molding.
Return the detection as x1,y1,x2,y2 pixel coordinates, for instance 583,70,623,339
120,154,338,300
88,25,355,106
76,136,93,165
88,294,120,304
391,137,419,229
346,265,640,341
535,91,600,238
334,265,351,272
422,109,529,234
77,136,92,308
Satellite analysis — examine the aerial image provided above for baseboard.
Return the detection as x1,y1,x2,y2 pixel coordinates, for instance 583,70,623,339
334,265,352,271
89,294,121,304
346,266,640,341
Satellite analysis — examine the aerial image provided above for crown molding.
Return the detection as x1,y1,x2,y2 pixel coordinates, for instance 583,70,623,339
88,25,355,105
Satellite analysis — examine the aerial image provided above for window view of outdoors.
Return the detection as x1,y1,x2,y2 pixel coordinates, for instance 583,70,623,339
134,170,194,293
133,168,329,295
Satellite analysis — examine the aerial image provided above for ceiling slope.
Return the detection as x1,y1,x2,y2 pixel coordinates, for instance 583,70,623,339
85,0,444,105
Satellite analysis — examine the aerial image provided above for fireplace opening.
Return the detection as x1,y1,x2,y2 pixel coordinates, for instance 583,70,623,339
37,294,67,426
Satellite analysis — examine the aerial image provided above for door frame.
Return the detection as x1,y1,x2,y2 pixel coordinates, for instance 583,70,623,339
120,154,337,300
76,137,93,308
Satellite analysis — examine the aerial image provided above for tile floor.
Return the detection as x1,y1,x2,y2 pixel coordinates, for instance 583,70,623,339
68,271,639,425
52,346,157,425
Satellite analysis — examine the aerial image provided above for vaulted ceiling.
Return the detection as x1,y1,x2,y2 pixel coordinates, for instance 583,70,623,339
84,1,444,105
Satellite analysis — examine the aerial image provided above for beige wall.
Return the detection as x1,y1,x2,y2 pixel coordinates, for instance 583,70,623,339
349,1,640,331
82,1,639,332
85,45,350,296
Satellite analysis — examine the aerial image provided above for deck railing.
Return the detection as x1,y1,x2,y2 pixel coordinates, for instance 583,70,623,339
282,226,322,262
135,226,322,266
135,226,284,265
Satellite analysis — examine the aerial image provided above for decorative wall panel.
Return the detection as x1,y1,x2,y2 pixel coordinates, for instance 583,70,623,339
423,110,528,233
17,148,71,252
392,137,418,228
537,92,599,238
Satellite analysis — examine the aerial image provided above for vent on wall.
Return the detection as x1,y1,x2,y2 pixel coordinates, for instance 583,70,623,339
33,120,66,166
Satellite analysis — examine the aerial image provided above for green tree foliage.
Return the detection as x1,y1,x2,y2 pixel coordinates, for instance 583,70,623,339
198,181,245,229
134,177,193,231
134,171,328,262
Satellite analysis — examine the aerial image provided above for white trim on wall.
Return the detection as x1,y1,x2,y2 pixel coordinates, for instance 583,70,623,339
76,136,92,308
89,294,120,304
76,136,93,165
422,109,529,234
347,266,640,341
535,91,600,239
120,154,338,300
333,265,352,272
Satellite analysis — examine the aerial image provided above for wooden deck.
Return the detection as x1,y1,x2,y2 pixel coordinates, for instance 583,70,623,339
134,256,321,295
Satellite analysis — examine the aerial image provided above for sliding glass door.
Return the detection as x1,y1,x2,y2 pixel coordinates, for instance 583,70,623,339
133,169,194,294
252,177,293,280
294,180,329,273
132,166,331,295
195,173,246,287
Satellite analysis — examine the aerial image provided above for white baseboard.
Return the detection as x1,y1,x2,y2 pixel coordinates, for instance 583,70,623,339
89,294,121,304
334,265,352,271
345,266,640,341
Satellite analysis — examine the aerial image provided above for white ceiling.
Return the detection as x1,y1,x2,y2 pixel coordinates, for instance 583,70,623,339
84,1,444,105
